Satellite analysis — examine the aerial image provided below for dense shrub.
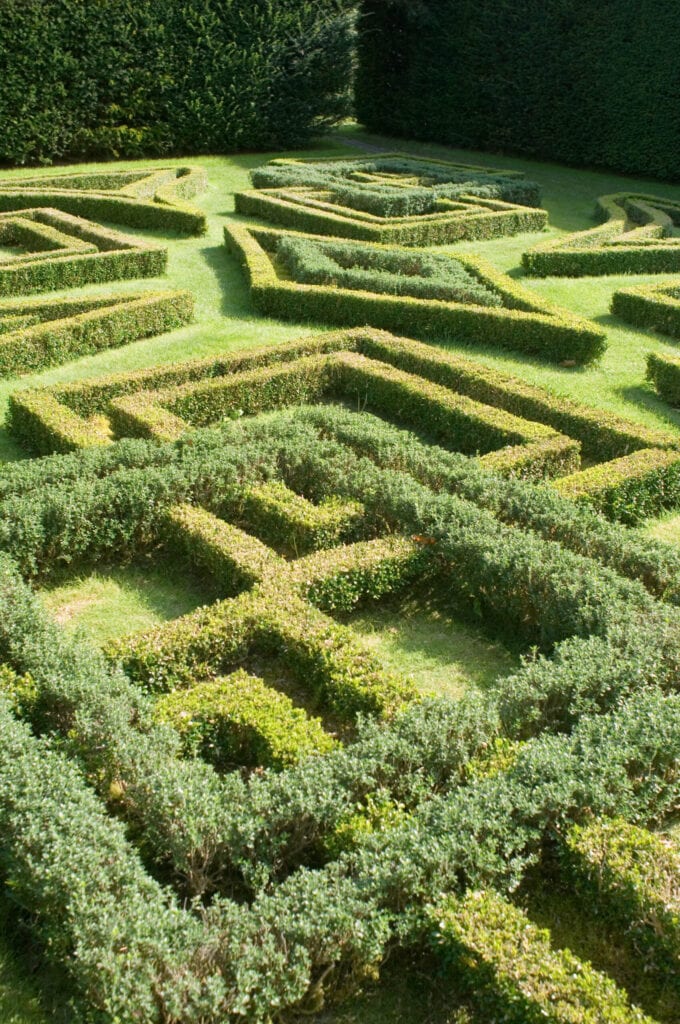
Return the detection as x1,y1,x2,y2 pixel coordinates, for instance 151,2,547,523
0,289,192,377
0,0,356,164
431,890,655,1023
225,224,607,365
356,1,680,180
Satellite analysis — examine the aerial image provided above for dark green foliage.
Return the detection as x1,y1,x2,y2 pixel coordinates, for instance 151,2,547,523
647,351,680,407
356,1,680,180
0,0,356,164
276,235,503,306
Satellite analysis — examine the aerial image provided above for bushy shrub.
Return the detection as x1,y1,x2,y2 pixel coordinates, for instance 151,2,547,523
431,889,655,1023
0,0,356,164
154,669,336,770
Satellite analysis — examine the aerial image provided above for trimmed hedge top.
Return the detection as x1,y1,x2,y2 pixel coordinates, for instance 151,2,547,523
236,153,546,246
0,165,208,234
523,194,680,277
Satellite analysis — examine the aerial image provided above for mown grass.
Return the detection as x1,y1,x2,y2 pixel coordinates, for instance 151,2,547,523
38,560,215,645
345,593,518,699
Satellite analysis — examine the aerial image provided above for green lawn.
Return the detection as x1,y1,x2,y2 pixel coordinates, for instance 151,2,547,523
4,124,680,1023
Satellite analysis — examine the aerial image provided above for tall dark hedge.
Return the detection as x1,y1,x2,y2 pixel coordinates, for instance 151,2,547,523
0,0,356,165
356,0,680,181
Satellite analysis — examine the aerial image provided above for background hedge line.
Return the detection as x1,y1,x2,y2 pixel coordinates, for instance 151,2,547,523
356,0,680,180
0,0,356,165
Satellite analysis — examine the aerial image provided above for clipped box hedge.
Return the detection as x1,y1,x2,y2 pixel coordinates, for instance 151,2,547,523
0,166,208,234
0,207,167,296
0,289,193,376
431,889,655,1024
523,194,680,277
647,351,680,407
612,279,680,339
553,447,680,524
224,223,606,365
154,668,336,770
563,819,679,988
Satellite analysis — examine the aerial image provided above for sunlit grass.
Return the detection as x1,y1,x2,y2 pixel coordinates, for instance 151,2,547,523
345,593,519,698
38,561,215,644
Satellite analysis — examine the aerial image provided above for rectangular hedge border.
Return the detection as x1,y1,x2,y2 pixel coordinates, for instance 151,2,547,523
234,186,547,246
223,222,606,364
0,288,193,376
0,165,208,235
612,280,680,339
523,194,680,277
0,208,167,296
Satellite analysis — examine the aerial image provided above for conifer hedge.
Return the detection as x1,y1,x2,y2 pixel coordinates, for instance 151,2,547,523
356,0,680,180
0,0,356,165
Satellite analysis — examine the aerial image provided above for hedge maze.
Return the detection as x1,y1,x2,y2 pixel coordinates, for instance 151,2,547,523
1,381,680,1020
0,165,208,234
1,153,679,1024
235,153,547,245
224,223,605,363
523,193,680,276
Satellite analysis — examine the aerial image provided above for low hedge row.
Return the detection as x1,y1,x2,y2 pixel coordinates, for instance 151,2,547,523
11,327,668,462
612,280,680,339
647,351,680,407
0,165,208,234
553,447,680,524
563,818,679,988
431,889,654,1024
224,223,606,365
103,350,577,483
109,511,423,718
250,153,540,207
2,395,679,605
240,480,365,556
0,289,192,376
0,207,167,296
523,194,680,277
154,669,336,771
235,186,546,247
167,502,284,595
334,352,579,480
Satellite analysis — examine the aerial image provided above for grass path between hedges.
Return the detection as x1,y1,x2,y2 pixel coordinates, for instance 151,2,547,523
4,124,680,1022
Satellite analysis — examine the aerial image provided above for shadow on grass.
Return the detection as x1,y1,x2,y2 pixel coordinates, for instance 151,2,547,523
200,242,256,319
617,383,680,428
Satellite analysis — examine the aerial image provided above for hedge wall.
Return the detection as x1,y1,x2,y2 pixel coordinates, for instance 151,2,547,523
0,0,356,165
356,1,680,180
